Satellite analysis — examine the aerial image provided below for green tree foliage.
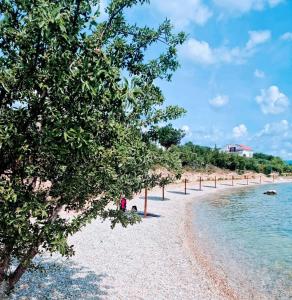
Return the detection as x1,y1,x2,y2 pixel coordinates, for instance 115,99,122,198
0,0,186,292
253,153,274,161
149,123,186,148
176,143,290,174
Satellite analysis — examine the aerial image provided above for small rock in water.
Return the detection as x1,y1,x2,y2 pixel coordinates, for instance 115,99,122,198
263,190,277,195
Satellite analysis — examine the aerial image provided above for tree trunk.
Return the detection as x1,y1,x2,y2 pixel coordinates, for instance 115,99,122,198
0,259,8,283
8,264,27,290
4,205,60,291
0,249,11,283
0,251,11,298
0,280,9,299
7,248,38,291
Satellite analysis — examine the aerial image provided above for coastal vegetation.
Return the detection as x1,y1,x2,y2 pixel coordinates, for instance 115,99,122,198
0,0,185,293
170,142,291,175
148,124,291,176
149,124,186,149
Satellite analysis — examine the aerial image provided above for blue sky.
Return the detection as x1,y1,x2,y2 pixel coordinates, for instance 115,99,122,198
102,0,292,158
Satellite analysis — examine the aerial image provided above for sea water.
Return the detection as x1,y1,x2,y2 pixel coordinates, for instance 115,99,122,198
193,183,292,299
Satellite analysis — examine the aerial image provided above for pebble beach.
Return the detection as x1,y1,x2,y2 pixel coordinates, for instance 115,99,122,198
12,177,291,300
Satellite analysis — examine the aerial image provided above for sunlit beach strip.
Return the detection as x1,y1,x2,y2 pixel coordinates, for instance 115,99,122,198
12,176,292,300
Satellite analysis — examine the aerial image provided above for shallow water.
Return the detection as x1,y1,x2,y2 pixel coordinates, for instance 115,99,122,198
193,183,292,299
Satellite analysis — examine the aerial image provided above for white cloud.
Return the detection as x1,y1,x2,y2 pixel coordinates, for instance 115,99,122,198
269,0,284,7
254,69,265,78
181,39,215,64
280,32,292,41
181,125,192,137
256,85,289,114
257,120,289,137
181,30,271,65
151,0,212,28
214,0,262,12
180,38,243,65
251,119,292,158
192,127,224,144
209,95,229,107
233,124,248,138
246,30,271,50
213,0,283,14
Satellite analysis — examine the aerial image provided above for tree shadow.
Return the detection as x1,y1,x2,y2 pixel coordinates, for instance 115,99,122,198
219,183,233,186
12,259,111,300
202,185,217,188
189,188,202,191
137,211,161,218
139,196,170,201
167,191,190,195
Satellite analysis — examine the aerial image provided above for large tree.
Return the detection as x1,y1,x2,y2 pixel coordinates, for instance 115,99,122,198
150,123,186,149
0,0,185,293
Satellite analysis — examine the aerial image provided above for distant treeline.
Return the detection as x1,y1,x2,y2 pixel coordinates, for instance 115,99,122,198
170,142,292,175
149,124,291,175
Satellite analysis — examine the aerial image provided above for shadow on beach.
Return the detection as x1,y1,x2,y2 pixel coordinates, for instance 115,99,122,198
137,211,161,218
167,191,190,195
139,196,170,201
12,260,111,300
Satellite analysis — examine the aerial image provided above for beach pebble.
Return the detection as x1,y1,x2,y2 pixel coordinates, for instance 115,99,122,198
11,185,228,300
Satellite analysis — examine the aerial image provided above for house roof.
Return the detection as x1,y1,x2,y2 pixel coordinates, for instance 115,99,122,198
238,144,253,151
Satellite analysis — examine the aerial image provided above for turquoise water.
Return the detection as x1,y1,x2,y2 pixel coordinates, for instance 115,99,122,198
193,183,292,299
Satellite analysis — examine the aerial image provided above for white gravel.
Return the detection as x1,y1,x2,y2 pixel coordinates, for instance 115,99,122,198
12,179,290,300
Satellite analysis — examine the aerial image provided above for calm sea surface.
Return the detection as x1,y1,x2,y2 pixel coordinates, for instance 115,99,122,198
193,183,292,299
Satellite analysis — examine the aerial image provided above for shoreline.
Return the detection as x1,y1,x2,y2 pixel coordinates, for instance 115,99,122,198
12,178,292,299
182,178,292,299
184,198,238,300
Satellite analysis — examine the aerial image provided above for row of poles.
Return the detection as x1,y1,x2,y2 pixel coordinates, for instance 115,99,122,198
144,174,275,218
182,174,275,194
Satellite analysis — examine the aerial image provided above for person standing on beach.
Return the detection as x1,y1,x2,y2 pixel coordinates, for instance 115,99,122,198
120,196,127,212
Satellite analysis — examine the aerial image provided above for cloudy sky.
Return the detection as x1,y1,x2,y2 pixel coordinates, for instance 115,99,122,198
103,0,292,158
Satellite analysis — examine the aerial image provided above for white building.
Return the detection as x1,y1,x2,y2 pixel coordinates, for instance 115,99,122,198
221,144,254,158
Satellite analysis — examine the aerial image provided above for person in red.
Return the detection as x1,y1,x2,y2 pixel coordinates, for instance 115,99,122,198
120,196,127,212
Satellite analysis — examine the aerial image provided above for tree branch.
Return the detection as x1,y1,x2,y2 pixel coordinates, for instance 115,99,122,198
98,3,128,46
72,0,81,31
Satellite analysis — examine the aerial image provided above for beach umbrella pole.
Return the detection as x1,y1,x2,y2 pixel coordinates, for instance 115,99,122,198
144,188,148,218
